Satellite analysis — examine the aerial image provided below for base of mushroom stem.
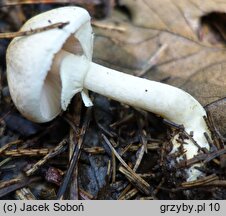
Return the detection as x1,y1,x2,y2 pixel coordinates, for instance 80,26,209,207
169,152,206,181
167,154,205,182
168,152,206,182
185,165,205,182
169,132,209,181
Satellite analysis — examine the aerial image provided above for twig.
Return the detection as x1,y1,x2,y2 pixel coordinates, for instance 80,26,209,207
67,95,82,200
15,187,36,200
128,143,160,152
0,158,12,168
109,138,119,148
120,143,134,156
139,196,154,200
92,20,126,33
102,134,151,195
0,22,69,39
118,188,138,200
3,148,50,157
83,146,105,154
137,117,148,153
177,153,207,168
152,178,165,197
107,159,111,180
160,175,220,192
0,178,21,189
57,108,92,200
133,144,145,172
79,188,94,200
201,180,226,187
97,122,117,138
160,141,167,166
68,125,79,199
0,140,23,154
0,176,40,198
182,130,206,153
26,139,68,176
134,44,168,77
117,184,132,200
0,0,95,6
178,148,226,168
64,117,79,135
110,113,134,128
204,132,215,149
111,151,116,183
138,173,156,178
181,174,219,188
203,148,226,164
118,166,151,195
163,118,184,130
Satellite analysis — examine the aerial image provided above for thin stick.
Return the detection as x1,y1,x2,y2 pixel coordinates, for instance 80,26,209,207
83,147,105,154
0,0,92,6
0,176,40,198
0,158,12,168
92,21,126,33
25,139,68,176
152,178,165,197
102,134,151,195
3,148,50,157
118,188,138,200
203,148,226,164
0,22,69,39
15,187,36,200
57,108,92,200
0,178,21,189
69,127,79,200
110,113,134,128
67,95,82,200
117,184,132,200
126,143,160,152
133,144,145,172
134,44,168,77
111,151,116,183
201,180,226,187
79,188,94,200
118,166,151,195
181,174,218,188
120,143,134,156
0,140,23,154
139,196,154,200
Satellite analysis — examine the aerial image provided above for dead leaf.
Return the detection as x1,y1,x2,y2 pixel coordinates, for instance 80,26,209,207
92,0,226,134
205,97,226,137
119,0,226,41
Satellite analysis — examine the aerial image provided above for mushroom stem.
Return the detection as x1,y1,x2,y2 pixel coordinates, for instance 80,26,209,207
56,51,210,181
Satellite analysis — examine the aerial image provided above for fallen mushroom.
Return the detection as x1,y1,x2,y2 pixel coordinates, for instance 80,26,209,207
6,6,211,181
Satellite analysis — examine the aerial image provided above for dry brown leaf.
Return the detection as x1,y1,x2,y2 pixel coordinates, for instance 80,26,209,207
93,0,226,135
119,0,226,41
205,97,226,137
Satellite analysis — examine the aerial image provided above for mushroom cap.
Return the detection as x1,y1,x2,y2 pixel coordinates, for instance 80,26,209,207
6,6,93,123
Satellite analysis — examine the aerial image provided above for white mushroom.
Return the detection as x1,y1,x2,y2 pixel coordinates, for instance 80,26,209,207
6,6,211,181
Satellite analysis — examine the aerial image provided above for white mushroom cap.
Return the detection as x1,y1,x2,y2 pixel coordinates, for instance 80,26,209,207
6,6,93,122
